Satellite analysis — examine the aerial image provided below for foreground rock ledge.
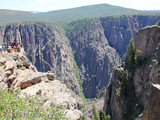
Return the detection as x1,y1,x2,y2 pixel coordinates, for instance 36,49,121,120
0,51,82,120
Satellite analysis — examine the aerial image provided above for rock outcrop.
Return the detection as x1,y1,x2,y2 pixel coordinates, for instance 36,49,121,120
100,15,160,55
103,25,160,120
0,23,80,95
66,15,160,98
103,67,124,120
0,51,83,120
66,18,121,98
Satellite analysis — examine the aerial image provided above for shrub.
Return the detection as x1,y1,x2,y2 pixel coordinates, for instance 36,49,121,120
106,115,111,120
0,89,66,119
17,62,23,68
99,110,110,120
20,66,26,71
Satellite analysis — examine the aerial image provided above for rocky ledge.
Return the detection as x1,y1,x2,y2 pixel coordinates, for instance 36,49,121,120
0,50,83,120
103,25,160,120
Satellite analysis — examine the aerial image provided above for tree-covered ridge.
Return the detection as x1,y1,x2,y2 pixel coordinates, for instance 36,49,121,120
0,4,160,25
37,4,160,25
65,18,95,36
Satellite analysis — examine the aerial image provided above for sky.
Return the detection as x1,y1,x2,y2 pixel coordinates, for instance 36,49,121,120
0,0,160,12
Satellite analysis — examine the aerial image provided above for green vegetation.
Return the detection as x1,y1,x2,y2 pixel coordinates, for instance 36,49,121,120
65,18,95,36
37,4,160,26
73,58,85,100
126,38,135,70
0,4,160,26
126,39,144,70
119,68,144,120
0,89,66,119
17,62,23,68
120,69,129,96
135,49,143,66
20,66,26,71
17,62,26,70
92,104,100,120
0,10,41,25
118,38,144,119
67,39,86,102
99,110,110,120
92,104,110,120
122,94,144,120
81,114,86,120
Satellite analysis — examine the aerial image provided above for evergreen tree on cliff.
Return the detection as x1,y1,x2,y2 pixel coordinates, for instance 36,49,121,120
126,38,135,71
92,104,100,120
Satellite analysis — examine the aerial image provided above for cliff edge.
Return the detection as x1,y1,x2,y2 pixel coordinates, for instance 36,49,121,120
103,25,160,120
0,49,83,120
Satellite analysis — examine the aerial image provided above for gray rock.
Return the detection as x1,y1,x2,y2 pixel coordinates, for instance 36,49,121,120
0,23,80,95
103,25,160,120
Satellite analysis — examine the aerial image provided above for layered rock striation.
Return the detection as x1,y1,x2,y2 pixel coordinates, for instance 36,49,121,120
0,23,80,95
100,15,160,55
103,25,160,120
66,18,121,98
66,15,160,98
0,15,159,99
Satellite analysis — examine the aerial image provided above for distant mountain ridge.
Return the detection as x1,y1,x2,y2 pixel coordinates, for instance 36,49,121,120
0,9,40,24
37,4,160,25
0,4,160,25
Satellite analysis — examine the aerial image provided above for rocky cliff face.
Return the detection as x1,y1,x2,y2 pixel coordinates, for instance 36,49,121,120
0,15,159,99
66,19,121,98
66,15,160,98
0,23,80,95
103,25,160,120
0,50,83,120
100,15,160,55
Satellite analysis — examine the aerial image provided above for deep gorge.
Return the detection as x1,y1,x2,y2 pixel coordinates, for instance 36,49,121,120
0,15,160,98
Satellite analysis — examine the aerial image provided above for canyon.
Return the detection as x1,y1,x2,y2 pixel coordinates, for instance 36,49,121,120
0,4,160,119
0,15,160,98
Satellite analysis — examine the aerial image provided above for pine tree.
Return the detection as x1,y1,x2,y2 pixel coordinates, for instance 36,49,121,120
92,104,100,120
126,38,135,71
